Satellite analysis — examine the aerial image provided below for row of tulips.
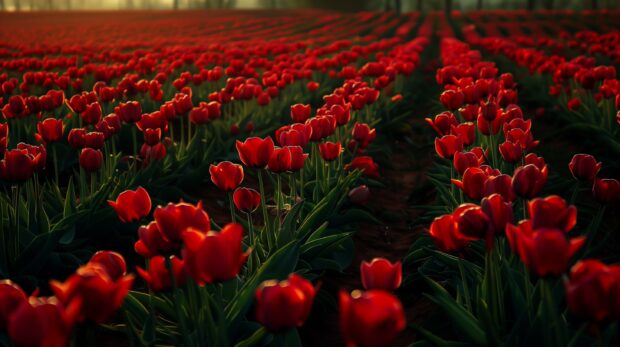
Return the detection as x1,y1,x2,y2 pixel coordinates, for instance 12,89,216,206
406,34,620,346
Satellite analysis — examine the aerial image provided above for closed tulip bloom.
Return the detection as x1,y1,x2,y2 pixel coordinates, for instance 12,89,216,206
425,111,458,136
360,258,402,291
319,141,342,162
512,164,548,199
189,106,209,124
344,156,379,178
0,149,34,182
8,297,79,347
209,161,244,191
17,143,46,172
453,203,490,240
153,201,210,242
450,122,475,146
276,123,312,148
140,143,167,164
136,256,186,292
528,195,576,232
143,128,161,146
499,141,522,163
339,290,406,347
479,99,499,121
352,123,376,147
79,148,103,172
117,101,142,123
348,185,370,205
134,221,178,257
0,281,27,330
50,258,134,323
255,274,316,332
236,137,274,168
89,250,128,281
439,89,465,110
568,98,581,111
287,146,308,172
233,187,261,213
331,104,351,126
82,102,102,125
453,150,484,175
592,178,620,204
566,260,620,322
182,223,250,285
36,118,64,143
290,103,311,123
84,131,105,149
452,167,489,200
484,174,516,202
481,194,513,235
506,221,585,277
568,154,601,182
107,187,152,223
435,135,463,159
429,214,469,253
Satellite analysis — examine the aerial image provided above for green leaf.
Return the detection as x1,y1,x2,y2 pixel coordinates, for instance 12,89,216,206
234,327,267,347
301,233,352,260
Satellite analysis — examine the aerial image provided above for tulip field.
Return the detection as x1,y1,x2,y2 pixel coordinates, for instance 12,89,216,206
1,8,620,347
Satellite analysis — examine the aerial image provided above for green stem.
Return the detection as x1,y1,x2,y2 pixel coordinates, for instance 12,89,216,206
165,256,191,347
257,169,269,233
276,174,282,228
228,192,236,223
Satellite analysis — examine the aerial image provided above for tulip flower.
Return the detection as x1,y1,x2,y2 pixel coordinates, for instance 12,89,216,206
0,148,35,182
348,185,370,205
36,118,64,143
8,297,79,347
484,174,516,202
425,111,458,136
429,214,469,253
140,143,167,164
452,166,489,200
276,123,312,148
290,103,311,123
82,102,102,125
345,156,379,178
352,123,376,148
360,258,402,291
209,161,244,191
568,154,601,181
233,187,261,213
107,187,152,223
254,274,316,332
79,148,103,172
481,194,512,235
136,256,186,292
478,99,499,121
498,141,522,163
439,89,465,110
117,101,142,123
134,221,178,258
453,203,490,240
84,131,105,149
528,195,576,232
0,281,27,330
236,137,275,168
566,260,620,321
450,122,475,146
567,98,581,111
153,201,210,242
592,178,620,204
506,221,585,277
267,146,308,173
435,135,463,159
182,223,250,285
339,290,406,347
512,163,548,199
319,141,342,162
50,252,134,323
453,150,484,175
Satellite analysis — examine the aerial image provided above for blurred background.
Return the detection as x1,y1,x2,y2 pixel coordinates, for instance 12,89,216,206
0,0,619,12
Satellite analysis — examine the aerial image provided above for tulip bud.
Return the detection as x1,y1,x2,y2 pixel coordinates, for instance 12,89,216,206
209,161,244,191
255,274,316,332
568,154,601,182
233,187,261,213
79,148,103,172
107,187,152,223
360,258,402,291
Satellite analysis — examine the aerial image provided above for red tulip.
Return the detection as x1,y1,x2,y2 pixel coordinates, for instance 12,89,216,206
348,185,370,205
79,148,103,172
82,102,102,125
134,221,177,258
136,256,186,292
568,154,601,181
276,123,312,148
484,174,516,202
592,178,620,204
140,143,167,164
340,290,406,347
360,258,402,291
68,128,87,149
209,161,244,191
345,156,379,178
107,187,152,223
84,131,105,149
352,123,376,148
319,141,342,162
182,223,250,285
481,194,512,235
479,99,499,121
439,89,465,110
307,81,319,91
429,214,469,253
236,137,275,168
143,128,161,146
267,146,308,173
0,281,27,330
306,116,336,142
453,203,490,240
452,167,489,200
568,98,581,111
499,141,522,163
153,201,210,242
506,221,585,277
453,150,484,175
189,106,209,124
425,111,458,136
528,195,576,232
17,143,46,171
450,122,475,146
566,260,620,321
36,118,64,143
512,163,548,199
50,253,134,323
233,187,261,213
255,274,316,332
117,101,142,123
290,103,311,123
0,149,34,182
435,135,463,159
8,297,79,347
